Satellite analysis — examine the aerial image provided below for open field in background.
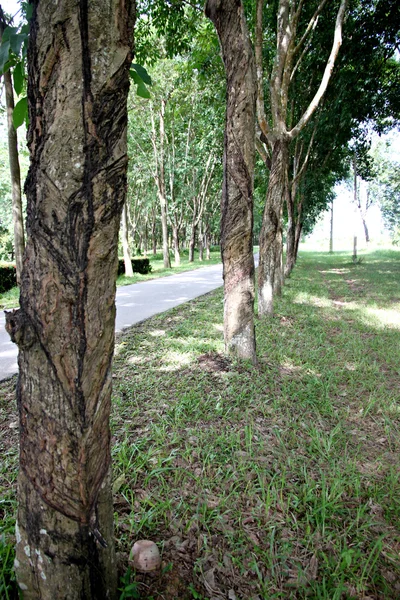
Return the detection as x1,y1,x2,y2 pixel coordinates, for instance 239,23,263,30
1,248,400,599
0,249,223,311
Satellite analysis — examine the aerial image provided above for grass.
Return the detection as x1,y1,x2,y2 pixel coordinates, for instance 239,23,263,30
1,248,400,598
0,248,223,310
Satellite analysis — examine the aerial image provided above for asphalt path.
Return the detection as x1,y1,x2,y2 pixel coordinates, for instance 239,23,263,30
0,261,226,381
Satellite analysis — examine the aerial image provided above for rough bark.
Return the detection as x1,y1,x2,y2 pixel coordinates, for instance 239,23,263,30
205,0,257,363
122,201,134,276
258,138,288,314
0,13,26,283
5,0,135,597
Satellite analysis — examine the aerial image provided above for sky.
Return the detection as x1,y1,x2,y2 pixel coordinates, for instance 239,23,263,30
2,0,21,22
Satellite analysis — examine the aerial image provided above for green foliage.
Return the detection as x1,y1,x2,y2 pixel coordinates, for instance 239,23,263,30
0,265,17,293
129,63,152,98
118,257,152,276
12,95,28,128
119,568,141,599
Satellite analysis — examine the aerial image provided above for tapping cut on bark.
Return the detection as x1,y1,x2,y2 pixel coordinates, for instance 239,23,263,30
8,0,135,597
205,0,257,363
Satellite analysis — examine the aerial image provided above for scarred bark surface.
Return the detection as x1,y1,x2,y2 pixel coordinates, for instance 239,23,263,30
5,0,135,597
205,0,256,363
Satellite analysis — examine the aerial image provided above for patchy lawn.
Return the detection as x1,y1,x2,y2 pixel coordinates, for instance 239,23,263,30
1,249,400,599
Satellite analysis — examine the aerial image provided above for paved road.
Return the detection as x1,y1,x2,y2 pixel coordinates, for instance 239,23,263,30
0,262,226,381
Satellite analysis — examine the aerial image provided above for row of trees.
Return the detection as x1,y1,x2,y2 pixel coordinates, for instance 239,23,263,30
206,0,400,362
0,0,399,597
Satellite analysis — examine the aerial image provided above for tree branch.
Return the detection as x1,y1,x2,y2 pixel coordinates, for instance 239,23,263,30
289,0,347,140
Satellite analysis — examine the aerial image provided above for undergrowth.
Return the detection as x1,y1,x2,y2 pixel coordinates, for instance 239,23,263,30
1,248,399,599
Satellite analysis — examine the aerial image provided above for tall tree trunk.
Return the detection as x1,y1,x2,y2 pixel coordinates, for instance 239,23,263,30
284,188,296,278
152,212,157,255
198,219,204,261
362,217,369,243
143,219,148,256
188,217,196,262
329,199,334,253
5,1,134,597
206,0,257,363
122,201,133,276
1,55,25,283
294,220,302,261
172,221,180,265
258,138,288,315
205,220,211,260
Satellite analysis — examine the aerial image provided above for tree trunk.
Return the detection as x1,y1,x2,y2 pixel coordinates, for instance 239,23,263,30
152,215,157,255
329,200,334,253
294,219,302,261
5,1,134,597
198,219,204,261
122,201,134,276
205,221,211,260
172,222,180,265
362,217,370,243
3,67,25,283
143,220,148,256
258,138,288,315
205,0,256,363
284,188,295,278
188,218,196,262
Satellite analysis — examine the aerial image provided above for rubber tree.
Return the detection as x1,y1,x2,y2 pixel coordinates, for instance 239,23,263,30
205,0,257,363
255,0,347,314
5,0,135,597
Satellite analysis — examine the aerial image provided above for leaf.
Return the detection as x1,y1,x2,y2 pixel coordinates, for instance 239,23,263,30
131,63,152,85
10,32,27,57
1,27,18,44
112,474,126,495
13,63,24,96
0,40,10,74
136,81,150,99
129,69,141,85
24,3,34,21
13,96,28,129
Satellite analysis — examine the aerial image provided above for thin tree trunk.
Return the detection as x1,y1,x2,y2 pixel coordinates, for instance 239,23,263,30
329,199,334,253
205,221,211,260
188,218,196,262
122,201,133,276
206,0,257,363
1,47,25,283
152,212,157,255
172,222,180,265
284,189,296,278
151,99,171,268
258,138,288,315
362,217,369,243
5,1,134,597
143,220,148,256
294,225,302,259
198,219,204,261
